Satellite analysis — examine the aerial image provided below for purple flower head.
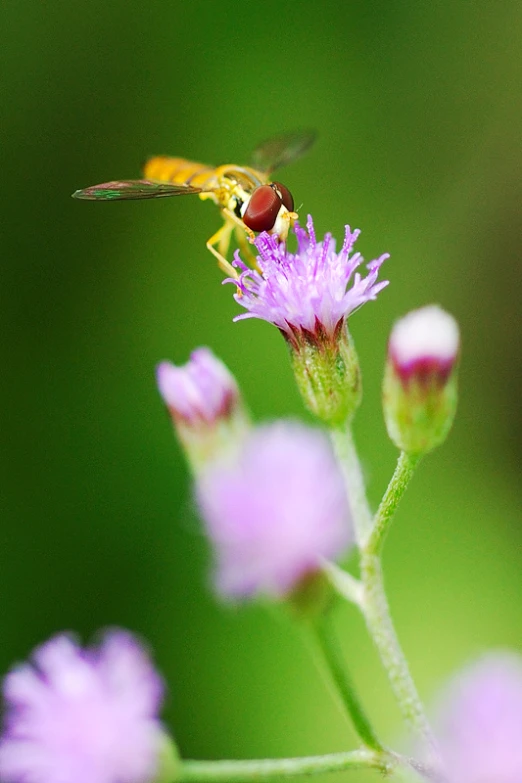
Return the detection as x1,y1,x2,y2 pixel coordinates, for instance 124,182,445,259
156,348,249,472
0,630,165,783
434,653,522,783
196,420,352,600
156,347,240,426
227,215,389,346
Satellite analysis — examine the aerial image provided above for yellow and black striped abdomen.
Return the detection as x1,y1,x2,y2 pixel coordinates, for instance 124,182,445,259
143,157,219,190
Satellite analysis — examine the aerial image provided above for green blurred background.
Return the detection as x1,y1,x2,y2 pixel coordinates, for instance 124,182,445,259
2,1,522,778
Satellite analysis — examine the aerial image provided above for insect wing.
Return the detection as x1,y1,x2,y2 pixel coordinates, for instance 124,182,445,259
72,180,202,201
251,129,317,175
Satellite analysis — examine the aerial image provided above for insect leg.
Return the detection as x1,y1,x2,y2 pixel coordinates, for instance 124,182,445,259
206,221,237,278
222,208,256,243
235,225,261,271
222,206,260,270
218,219,234,257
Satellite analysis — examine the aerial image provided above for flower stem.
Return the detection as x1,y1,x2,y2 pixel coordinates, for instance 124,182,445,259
329,426,372,548
329,432,439,764
310,611,383,751
360,450,437,753
179,749,395,782
366,451,421,556
360,551,439,761
321,561,363,607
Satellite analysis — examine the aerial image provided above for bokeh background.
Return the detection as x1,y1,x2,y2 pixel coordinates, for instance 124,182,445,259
2,1,522,779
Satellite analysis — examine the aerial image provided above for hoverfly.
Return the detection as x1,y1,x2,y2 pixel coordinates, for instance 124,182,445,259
73,130,316,278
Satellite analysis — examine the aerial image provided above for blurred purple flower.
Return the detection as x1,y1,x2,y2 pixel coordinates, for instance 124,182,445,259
434,652,522,783
227,215,389,347
196,420,352,599
156,348,249,472
157,347,240,426
0,631,165,783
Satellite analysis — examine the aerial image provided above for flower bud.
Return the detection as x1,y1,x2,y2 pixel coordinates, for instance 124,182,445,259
383,306,459,455
156,348,250,473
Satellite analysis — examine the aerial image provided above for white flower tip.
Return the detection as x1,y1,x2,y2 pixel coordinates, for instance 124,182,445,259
390,305,460,366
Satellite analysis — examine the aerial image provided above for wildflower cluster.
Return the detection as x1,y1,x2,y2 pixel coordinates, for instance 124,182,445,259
5,174,515,783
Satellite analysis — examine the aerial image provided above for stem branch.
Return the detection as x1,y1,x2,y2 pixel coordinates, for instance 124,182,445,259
329,426,372,547
321,561,363,606
366,451,421,555
179,749,395,782
310,611,383,751
329,429,439,765
360,551,438,761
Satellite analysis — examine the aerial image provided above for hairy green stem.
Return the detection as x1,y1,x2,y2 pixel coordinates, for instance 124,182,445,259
366,451,421,555
329,426,372,547
310,611,383,751
360,551,439,760
329,427,438,763
360,449,436,752
179,749,395,782
321,561,363,606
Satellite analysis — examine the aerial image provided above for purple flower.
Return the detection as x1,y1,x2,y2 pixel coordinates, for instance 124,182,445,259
157,347,240,426
156,348,249,472
196,421,352,599
434,653,522,783
0,631,165,783
227,215,389,346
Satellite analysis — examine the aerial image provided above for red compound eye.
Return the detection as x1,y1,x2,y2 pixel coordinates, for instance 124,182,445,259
272,182,294,212
243,185,281,232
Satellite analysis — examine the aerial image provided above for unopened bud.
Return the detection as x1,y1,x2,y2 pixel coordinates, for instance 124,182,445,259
383,306,459,455
156,348,250,472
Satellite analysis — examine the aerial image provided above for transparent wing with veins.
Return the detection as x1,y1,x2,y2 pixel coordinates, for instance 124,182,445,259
72,180,203,201
251,129,317,176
